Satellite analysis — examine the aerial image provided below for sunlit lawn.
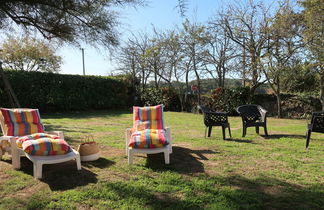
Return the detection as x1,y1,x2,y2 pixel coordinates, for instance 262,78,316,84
0,110,323,209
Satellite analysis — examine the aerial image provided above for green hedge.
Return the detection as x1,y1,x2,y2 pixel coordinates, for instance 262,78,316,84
0,70,133,112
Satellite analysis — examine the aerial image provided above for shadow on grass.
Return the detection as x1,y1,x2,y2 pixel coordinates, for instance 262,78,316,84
213,174,324,209
224,138,255,143
42,109,130,120
18,157,98,191
145,146,218,174
262,134,306,139
81,157,115,169
64,174,324,209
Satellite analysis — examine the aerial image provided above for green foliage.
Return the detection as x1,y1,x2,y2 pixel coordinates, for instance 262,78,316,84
0,35,62,72
0,70,133,111
202,87,250,115
139,87,181,111
0,0,141,49
282,63,320,93
299,0,324,70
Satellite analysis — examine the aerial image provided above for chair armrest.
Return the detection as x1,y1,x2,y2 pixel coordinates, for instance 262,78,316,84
45,131,64,139
259,107,268,122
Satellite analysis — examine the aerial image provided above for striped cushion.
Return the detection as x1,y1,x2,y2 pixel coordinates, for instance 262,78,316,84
129,129,169,148
133,105,164,130
0,108,45,136
16,133,60,148
22,138,70,156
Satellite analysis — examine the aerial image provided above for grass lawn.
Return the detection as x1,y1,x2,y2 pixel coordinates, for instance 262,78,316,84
0,110,323,210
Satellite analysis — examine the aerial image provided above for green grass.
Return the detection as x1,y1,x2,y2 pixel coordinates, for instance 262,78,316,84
0,110,323,210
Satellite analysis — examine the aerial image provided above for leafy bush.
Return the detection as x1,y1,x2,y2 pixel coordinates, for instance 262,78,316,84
201,87,250,115
0,70,134,112
139,87,181,111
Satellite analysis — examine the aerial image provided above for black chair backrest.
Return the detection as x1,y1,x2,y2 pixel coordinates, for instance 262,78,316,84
311,112,324,132
237,105,262,122
198,105,228,126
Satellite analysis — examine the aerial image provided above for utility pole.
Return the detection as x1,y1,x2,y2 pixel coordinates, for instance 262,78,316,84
81,48,85,75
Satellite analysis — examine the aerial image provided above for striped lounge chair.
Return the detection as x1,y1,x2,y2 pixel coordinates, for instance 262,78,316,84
125,104,172,164
0,108,81,179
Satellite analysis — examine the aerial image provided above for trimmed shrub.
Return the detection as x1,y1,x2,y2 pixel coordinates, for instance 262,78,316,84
201,87,250,115
0,70,134,112
139,87,181,111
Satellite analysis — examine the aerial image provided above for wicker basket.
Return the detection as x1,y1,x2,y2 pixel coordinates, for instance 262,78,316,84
77,136,100,161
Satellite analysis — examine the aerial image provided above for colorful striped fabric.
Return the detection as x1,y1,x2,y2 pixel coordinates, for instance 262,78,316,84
22,138,71,156
0,108,45,136
16,133,60,148
129,129,169,148
129,105,169,148
133,104,164,130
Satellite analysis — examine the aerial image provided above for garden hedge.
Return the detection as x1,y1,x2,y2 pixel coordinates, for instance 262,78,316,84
0,70,134,112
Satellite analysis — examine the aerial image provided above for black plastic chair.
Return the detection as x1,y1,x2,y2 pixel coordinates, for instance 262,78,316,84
306,111,324,149
236,104,268,137
198,105,231,140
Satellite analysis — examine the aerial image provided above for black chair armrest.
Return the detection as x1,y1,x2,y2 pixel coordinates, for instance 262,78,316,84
258,107,268,122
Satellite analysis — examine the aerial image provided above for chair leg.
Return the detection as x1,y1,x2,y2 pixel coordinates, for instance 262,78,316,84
128,149,133,165
242,125,246,137
34,162,43,179
256,126,259,134
228,125,232,139
76,155,81,170
208,126,212,137
264,125,268,136
222,126,226,140
204,127,207,138
164,151,170,164
10,137,21,169
306,129,311,149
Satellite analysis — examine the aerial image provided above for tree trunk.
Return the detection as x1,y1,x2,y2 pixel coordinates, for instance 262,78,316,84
184,69,189,111
321,74,324,111
276,93,282,118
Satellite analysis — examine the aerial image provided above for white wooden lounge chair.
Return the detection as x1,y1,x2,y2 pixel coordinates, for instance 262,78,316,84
125,105,172,165
0,108,81,179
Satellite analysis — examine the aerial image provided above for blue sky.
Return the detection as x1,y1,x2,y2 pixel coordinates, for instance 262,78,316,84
58,0,223,76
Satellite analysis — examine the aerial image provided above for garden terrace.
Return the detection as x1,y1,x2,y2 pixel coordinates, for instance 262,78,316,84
0,110,323,209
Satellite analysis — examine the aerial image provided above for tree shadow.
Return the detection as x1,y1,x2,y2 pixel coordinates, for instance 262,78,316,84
18,157,98,191
211,174,324,209
81,173,324,209
262,134,306,140
145,146,218,174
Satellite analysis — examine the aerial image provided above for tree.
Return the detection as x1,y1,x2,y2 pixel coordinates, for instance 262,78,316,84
299,0,324,109
180,19,208,105
204,19,237,88
0,0,143,49
0,35,62,72
219,1,272,95
263,2,303,118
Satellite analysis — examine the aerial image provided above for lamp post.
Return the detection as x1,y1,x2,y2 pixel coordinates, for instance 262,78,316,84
81,48,85,75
